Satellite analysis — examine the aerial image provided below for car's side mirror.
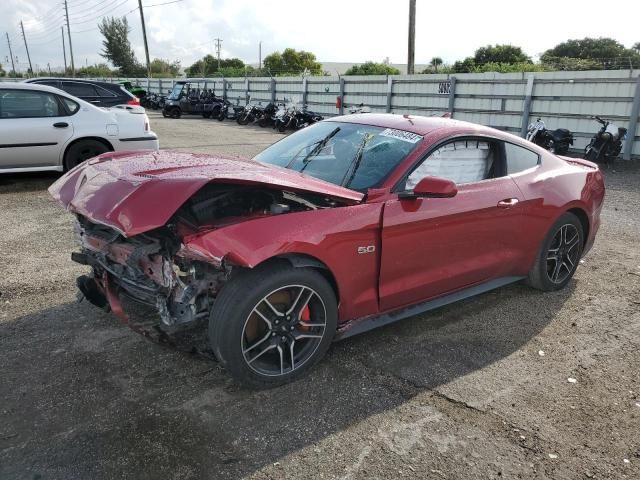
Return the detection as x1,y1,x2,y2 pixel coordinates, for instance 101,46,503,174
399,176,458,199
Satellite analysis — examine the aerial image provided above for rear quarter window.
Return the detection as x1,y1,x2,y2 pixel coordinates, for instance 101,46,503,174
62,82,99,97
504,142,540,174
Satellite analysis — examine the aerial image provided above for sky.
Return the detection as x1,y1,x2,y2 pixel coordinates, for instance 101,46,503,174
1,0,639,73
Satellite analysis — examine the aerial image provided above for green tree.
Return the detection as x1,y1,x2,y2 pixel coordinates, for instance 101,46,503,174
430,57,443,73
263,48,322,75
474,45,531,64
0,63,5,77
344,61,401,75
451,44,531,73
634,42,640,54
76,63,115,77
186,56,245,77
541,37,640,69
150,58,180,77
99,16,145,76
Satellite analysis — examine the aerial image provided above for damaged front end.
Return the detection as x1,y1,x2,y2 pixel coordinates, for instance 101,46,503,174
71,183,335,334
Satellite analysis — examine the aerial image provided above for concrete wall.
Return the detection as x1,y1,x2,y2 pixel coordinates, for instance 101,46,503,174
3,69,640,158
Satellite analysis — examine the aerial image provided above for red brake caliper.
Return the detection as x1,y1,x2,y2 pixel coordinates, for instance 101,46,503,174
299,305,311,332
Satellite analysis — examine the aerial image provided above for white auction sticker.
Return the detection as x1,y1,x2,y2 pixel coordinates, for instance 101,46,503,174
379,128,422,143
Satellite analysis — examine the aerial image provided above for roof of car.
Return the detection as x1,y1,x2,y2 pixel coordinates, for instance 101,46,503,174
24,77,121,88
327,113,517,139
1,82,67,94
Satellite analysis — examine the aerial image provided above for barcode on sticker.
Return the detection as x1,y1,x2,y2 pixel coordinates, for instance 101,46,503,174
379,129,422,143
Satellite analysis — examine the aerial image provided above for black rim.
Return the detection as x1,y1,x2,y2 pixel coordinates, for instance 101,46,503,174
241,285,327,377
546,224,580,284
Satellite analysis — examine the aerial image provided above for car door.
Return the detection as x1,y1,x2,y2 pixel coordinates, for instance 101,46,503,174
378,137,525,312
0,88,75,170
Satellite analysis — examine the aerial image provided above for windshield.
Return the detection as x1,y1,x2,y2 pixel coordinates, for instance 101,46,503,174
168,83,185,100
254,121,422,191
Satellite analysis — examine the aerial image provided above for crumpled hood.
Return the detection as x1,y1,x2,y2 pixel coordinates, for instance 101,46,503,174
49,150,363,237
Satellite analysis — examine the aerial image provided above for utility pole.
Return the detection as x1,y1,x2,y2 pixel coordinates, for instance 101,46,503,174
407,0,416,74
63,0,75,77
214,37,222,70
19,20,33,75
137,0,151,78
61,26,67,73
259,41,262,69
5,33,16,76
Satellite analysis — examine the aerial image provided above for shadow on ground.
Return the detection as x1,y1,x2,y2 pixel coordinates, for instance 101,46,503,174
0,281,573,479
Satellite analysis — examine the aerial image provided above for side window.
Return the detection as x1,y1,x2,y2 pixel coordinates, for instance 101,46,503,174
406,139,498,189
0,89,62,118
95,85,117,97
62,82,98,97
61,97,80,115
504,142,540,174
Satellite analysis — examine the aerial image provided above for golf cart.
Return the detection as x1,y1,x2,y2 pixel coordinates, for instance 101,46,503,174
162,79,222,119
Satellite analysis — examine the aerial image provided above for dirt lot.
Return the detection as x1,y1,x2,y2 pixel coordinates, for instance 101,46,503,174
1,112,639,480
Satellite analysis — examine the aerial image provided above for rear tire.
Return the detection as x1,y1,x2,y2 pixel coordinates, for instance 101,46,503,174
63,139,109,171
527,212,584,291
209,264,337,388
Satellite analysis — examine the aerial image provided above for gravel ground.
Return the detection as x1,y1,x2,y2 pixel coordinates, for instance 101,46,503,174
1,112,639,480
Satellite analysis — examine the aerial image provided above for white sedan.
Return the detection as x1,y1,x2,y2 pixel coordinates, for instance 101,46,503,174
0,82,159,173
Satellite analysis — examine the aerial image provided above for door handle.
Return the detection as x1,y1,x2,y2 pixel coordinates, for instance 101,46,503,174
497,198,519,208
53,122,69,128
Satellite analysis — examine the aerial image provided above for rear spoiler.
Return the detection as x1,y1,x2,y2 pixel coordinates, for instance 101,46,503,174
557,155,598,170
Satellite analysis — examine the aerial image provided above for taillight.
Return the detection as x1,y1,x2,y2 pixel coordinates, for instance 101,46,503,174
127,97,140,106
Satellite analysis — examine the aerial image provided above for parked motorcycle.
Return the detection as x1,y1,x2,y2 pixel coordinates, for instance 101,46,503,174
237,101,264,125
214,99,246,121
257,102,280,128
292,107,323,130
526,118,574,155
584,116,627,163
274,104,324,132
348,103,372,114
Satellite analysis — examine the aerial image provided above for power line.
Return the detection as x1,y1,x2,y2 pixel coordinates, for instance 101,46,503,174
144,0,185,7
70,0,133,24
69,0,117,17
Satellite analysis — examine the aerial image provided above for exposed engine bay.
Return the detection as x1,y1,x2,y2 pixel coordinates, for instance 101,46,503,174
72,184,338,332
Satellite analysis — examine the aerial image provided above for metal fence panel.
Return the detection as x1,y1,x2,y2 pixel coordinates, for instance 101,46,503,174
2,69,639,157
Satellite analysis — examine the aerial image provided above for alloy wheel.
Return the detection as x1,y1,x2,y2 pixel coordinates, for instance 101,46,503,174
241,285,327,377
546,224,580,284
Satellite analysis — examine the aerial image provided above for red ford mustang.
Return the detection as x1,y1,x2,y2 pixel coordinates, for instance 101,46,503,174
50,114,605,387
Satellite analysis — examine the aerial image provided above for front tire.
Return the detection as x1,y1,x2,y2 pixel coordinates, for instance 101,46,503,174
209,264,337,388
63,139,109,171
527,212,584,291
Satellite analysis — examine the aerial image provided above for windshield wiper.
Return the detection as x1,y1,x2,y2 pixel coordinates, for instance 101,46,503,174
341,133,374,188
285,126,341,171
